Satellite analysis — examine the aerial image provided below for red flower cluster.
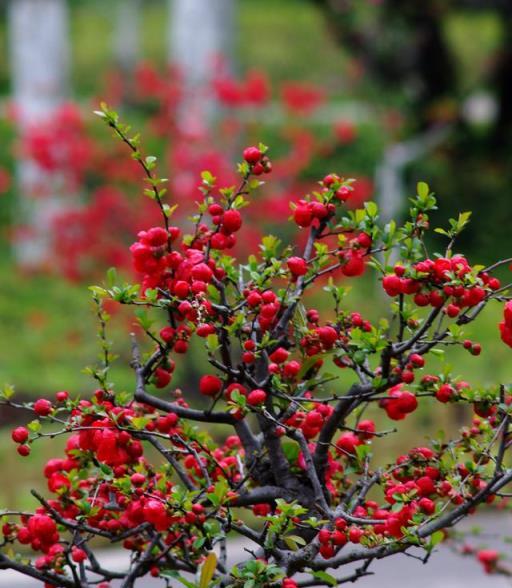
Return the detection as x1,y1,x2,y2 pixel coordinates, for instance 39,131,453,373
7,64,377,283
286,403,334,440
213,69,270,108
17,514,58,553
21,103,94,188
499,300,512,347
380,384,418,420
242,288,281,332
281,82,326,115
382,256,499,317
477,549,499,574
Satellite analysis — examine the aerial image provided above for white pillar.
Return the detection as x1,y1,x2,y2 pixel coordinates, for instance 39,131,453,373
113,0,141,75
169,0,235,130
8,0,71,266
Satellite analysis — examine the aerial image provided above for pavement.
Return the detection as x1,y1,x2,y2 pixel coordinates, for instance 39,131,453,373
1,513,510,587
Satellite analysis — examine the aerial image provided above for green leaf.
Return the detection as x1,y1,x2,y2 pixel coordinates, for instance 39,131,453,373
1,384,15,400
456,211,472,233
430,530,444,547
163,203,178,218
283,536,300,550
88,286,108,297
106,267,117,288
287,534,306,546
417,182,429,199
130,416,150,430
209,479,228,507
161,570,197,588
260,234,281,259
282,441,300,463
311,571,338,587
99,463,113,477
206,334,220,352
193,537,206,549
364,201,378,218
355,444,371,461
201,170,216,185
199,552,217,588
27,420,41,433
134,308,154,331
116,390,133,405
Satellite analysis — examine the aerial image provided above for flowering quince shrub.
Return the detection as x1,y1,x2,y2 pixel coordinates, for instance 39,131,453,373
2,103,512,588
8,63,371,279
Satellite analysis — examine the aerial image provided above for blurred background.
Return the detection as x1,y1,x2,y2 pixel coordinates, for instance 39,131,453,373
0,0,512,537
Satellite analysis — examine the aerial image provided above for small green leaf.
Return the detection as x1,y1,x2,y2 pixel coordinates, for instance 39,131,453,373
201,170,216,185
27,420,41,433
160,570,197,588
106,267,117,287
430,530,444,546
364,201,378,218
131,416,150,430
88,286,108,297
283,536,299,550
2,384,15,400
193,537,206,549
311,571,338,587
282,441,300,463
206,334,220,352
456,211,472,233
163,203,178,218
99,463,113,477
355,444,371,461
287,534,306,546
199,552,217,588
417,182,429,199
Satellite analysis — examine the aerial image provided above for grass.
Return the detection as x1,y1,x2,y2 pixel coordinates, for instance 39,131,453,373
0,266,132,396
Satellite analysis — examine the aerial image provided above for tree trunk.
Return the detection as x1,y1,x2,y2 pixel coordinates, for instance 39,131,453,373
168,0,235,130
8,0,71,267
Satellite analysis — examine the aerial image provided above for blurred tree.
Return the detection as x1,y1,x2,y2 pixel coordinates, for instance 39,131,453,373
7,0,71,267
313,0,512,146
168,0,235,130
313,0,512,262
311,1,457,129
488,2,512,150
